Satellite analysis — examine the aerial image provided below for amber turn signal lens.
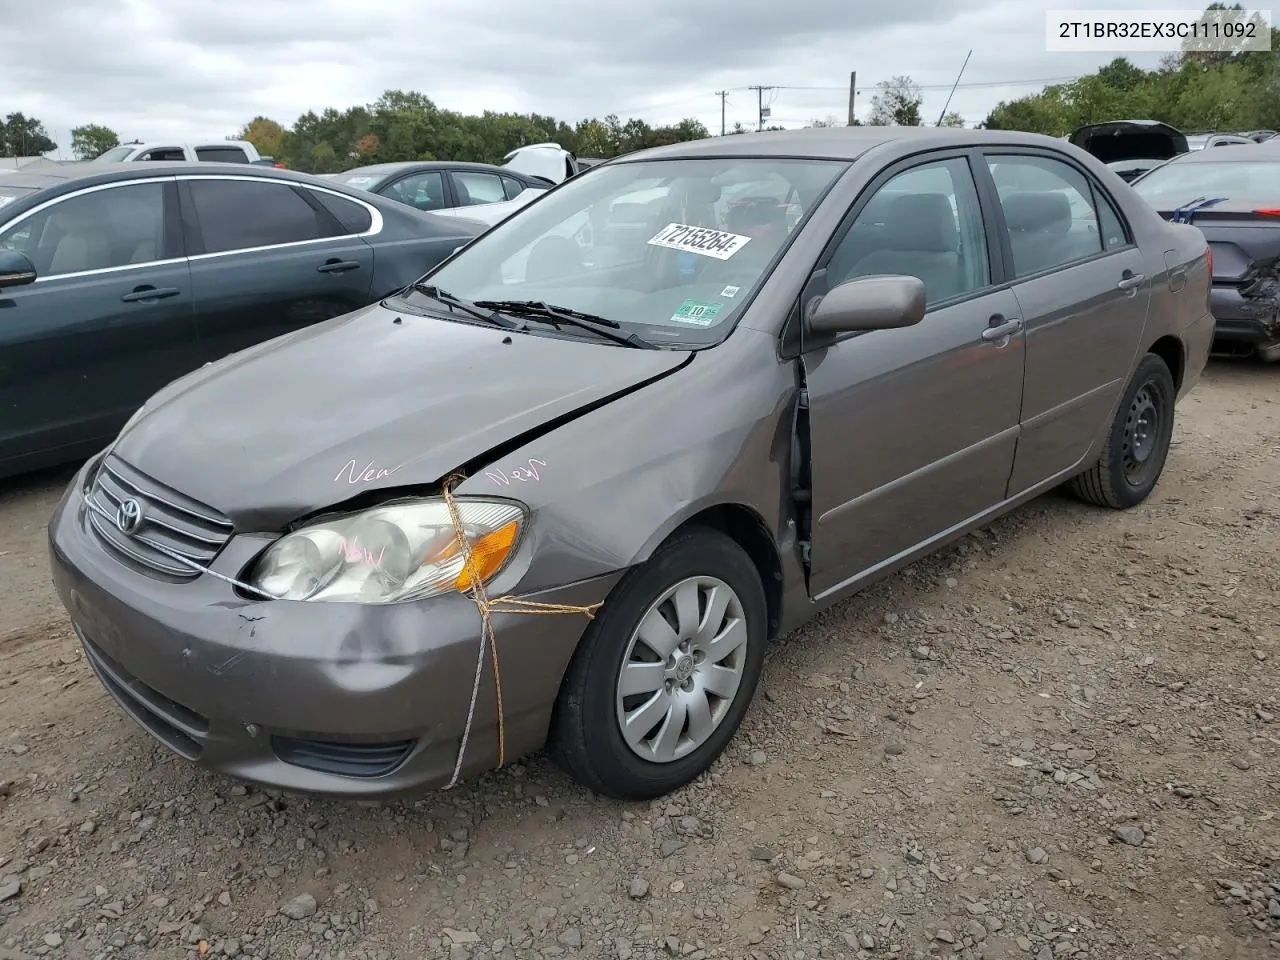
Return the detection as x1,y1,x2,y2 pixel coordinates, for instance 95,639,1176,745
454,520,520,591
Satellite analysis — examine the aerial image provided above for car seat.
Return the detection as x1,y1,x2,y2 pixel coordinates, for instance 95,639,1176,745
1000,191,1074,276
46,199,113,275
843,193,963,303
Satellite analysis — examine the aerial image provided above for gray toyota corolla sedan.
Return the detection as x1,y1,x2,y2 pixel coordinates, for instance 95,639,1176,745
48,127,1214,802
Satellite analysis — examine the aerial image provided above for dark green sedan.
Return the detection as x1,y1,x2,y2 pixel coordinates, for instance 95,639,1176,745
0,162,486,480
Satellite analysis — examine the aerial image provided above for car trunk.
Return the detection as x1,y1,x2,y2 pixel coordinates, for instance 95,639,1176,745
1069,120,1189,165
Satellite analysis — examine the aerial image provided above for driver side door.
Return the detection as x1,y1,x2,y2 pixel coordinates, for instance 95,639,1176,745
800,151,1028,600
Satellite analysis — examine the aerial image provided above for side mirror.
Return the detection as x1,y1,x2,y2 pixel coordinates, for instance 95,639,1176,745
806,274,926,336
0,250,37,289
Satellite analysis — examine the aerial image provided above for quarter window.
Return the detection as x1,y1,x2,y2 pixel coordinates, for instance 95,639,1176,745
826,157,990,306
187,179,329,254
454,171,507,206
310,190,373,234
986,155,1110,277
502,176,527,200
0,182,167,276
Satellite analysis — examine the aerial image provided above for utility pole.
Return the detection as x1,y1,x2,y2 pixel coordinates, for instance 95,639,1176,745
715,90,729,136
847,72,857,125
748,85,775,131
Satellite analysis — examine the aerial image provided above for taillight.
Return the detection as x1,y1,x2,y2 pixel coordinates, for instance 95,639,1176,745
1254,208,1280,217
274,162,287,168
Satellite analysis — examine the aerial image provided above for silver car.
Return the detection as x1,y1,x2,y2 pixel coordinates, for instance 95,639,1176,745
46,127,1214,801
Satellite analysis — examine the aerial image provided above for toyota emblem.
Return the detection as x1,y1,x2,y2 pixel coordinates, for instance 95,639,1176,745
115,498,143,535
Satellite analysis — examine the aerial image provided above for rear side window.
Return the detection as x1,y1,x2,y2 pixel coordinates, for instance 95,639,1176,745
1094,189,1128,250
140,148,185,161
986,155,1107,278
187,179,330,254
310,190,373,234
453,171,506,205
195,146,250,163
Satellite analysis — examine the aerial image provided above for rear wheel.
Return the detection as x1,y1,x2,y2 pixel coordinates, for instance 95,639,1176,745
548,526,767,800
1070,352,1176,509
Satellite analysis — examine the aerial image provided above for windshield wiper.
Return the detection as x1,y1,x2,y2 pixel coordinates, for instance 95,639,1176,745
407,283,519,328
473,299,659,349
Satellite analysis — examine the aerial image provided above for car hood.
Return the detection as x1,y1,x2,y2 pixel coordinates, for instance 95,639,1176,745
1069,120,1189,164
112,301,692,530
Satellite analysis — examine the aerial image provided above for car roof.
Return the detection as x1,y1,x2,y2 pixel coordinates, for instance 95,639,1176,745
616,126,1080,163
337,160,530,177
0,160,396,200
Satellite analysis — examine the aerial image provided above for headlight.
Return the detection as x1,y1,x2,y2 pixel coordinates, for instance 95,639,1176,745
249,498,525,603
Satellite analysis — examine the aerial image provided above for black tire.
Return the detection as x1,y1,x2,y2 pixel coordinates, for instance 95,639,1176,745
548,525,767,801
1070,352,1176,509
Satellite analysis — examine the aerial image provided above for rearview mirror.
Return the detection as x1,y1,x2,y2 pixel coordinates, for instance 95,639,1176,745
806,274,926,335
0,250,36,289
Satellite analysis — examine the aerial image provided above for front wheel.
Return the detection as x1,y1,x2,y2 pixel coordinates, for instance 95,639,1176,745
548,526,767,800
1069,352,1176,509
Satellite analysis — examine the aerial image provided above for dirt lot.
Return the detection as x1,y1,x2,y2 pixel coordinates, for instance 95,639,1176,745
1,361,1277,960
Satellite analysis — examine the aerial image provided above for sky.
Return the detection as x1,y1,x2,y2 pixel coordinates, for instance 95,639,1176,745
4,0,1215,157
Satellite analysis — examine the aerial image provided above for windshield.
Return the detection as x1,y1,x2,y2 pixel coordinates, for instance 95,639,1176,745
92,146,135,162
414,156,846,346
1131,159,1280,207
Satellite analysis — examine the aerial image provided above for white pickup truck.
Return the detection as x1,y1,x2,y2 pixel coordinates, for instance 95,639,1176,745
89,140,282,166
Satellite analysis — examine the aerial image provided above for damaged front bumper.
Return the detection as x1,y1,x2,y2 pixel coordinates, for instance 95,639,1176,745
47,457,620,798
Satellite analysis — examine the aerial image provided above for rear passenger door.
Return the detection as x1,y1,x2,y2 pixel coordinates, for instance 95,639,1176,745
981,151,1152,496
178,175,377,363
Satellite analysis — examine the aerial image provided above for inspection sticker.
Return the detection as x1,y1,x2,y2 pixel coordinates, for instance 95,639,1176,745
720,285,740,298
647,222,751,260
669,299,724,326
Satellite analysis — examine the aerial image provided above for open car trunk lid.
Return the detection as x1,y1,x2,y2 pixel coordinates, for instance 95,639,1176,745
1069,120,1189,165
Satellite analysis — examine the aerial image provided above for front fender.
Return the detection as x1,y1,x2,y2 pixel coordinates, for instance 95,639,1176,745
453,327,800,597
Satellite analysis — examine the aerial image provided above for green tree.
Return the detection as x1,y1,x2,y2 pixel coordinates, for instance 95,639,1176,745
868,76,923,126
939,111,965,128
236,117,286,158
70,124,119,159
1,113,56,156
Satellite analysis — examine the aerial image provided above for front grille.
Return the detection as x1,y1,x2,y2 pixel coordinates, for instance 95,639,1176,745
85,455,234,580
272,736,416,778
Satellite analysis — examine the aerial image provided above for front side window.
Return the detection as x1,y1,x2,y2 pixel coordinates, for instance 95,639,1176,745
382,172,445,211
987,155,1107,278
187,179,329,254
453,172,507,206
415,157,846,346
0,182,167,276
826,157,990,306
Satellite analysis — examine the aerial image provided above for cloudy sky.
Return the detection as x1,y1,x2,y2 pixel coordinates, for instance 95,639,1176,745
5,0,1215,155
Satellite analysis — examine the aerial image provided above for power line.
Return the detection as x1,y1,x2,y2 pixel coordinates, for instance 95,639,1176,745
774,75,1083,93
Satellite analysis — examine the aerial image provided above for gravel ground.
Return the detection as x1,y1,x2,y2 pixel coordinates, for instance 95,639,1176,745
1,360,1277,960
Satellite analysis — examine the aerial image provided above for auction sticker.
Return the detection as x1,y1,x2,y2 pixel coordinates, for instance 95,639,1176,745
648,222,751,260
669,299,723,326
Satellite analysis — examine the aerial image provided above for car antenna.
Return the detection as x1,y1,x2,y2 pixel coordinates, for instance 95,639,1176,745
936,49,972,126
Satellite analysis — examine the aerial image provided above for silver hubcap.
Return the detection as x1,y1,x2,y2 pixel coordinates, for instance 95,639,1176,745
615,576,748,764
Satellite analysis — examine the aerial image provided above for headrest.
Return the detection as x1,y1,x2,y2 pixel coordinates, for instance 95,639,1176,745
884,193,958,252
683,181,721,204
1002,191,1071,235
729,201,786,234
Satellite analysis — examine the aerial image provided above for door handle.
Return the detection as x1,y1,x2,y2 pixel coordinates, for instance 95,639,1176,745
981,315,1023,342
1117,272,1146,291
121,286,180,303
317,259,362,274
